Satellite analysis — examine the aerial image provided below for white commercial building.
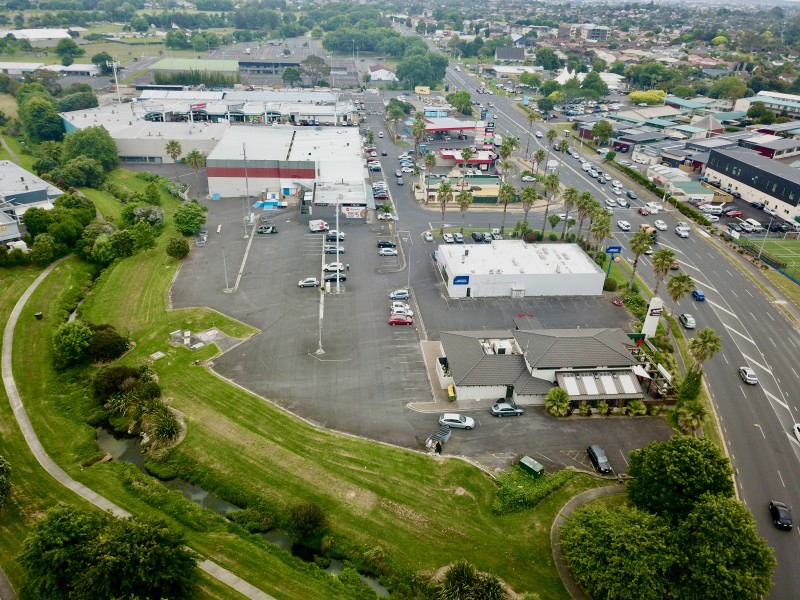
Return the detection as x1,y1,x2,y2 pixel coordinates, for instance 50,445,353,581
435,241,605,298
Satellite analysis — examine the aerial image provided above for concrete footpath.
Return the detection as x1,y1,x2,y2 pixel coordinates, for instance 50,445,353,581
550,484,626,600
1,259,275,600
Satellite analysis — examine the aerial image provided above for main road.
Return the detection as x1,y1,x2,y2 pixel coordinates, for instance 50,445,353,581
359,54,800,597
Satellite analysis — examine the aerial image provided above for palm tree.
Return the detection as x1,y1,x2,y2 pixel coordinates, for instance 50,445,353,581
561,186,579,240
457,189,473,233
677,400,708,435
497,138,519,182
386,104,405,135
575,191,593,241
589,212,611,258
651,248,676,296
543,128,558,175
558,139,569,154
541,171,560,233
438,180,453,234
524,110,538,157
423,152,437,204
498,182,516,234
533,149,546,175
184,149,206,195
666,272,694,320
688,327,723,373
545,387,570,417
411,115,427,159
366,130,375,145
165,140,182,179
459,146,473,174
548,213,561,234
520,186,539,229
628,230,652,288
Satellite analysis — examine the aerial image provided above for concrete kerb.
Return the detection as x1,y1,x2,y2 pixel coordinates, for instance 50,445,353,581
1,258,276,600
550,484,626,600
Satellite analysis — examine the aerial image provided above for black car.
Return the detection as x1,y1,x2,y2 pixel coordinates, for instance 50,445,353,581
769,501,793,530
326,233,345,242
377,240,397,248
729,223,743,232
626,190,638,200
471,232,483,242
751,202,765,210
587,445,612,474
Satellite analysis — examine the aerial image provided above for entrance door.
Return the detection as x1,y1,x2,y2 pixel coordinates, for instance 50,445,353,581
466,288,471,297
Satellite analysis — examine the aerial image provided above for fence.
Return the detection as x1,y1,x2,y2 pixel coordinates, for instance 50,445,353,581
730,235,800,286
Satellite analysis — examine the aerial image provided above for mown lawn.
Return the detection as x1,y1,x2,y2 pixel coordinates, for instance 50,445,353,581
5,169,611,599
0,93,18,120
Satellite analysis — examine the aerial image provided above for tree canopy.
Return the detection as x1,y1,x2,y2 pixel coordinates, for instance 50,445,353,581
173,200,208,235
61,125,119,172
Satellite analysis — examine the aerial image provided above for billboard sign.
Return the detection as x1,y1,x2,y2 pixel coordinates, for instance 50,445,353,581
341,206,366,219
453,275,470,285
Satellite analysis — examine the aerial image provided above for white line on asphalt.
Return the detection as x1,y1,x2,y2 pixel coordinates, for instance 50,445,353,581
749,311,756,320
767,312,775,321
745,288,754,297
724,324,755,344
792,367,799,379
726,269,734,277
741,353,773,374
741,388,748,399
618,449,629,465
770,338,777,348
765,389,790,411
730,289,739,298
755,423,766,439
707,299,736,317
778,469,786,488
722,353,729,364
788,338,798,349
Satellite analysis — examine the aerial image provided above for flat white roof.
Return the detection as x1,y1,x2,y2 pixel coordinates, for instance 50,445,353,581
438,241,602,277
0,62,44,71
0,161,62,199
0,28,72,40
208,126,295,162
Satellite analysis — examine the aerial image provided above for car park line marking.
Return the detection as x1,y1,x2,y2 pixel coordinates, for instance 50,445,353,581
765,390,789,411
740,387,748,399
741,353,772,374
749,311,756,320
707,300,735,317
755,423,766,439
788,338,797,349
724,324,754,344
766,312,775,321
778,469,786,488
721,353,729,364
745,288,754,298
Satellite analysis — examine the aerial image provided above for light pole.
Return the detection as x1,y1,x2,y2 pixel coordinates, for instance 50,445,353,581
400,228,413,290
758,214,774,261
106,60,121,104
242,143,251,237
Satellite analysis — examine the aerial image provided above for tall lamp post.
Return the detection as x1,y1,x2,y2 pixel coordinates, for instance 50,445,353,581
400,228,413,290
758,214,775,261
106,60,121,104
242,143,251,237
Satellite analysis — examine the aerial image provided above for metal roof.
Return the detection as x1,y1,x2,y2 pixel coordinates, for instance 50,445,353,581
513,328,637,369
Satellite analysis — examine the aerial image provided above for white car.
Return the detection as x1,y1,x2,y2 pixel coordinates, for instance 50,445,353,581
443,233,455,243
391,307,414,317
377,213,398,221
654,220,667,231
423,231,434,242
391,301,411,312
617,220,631,231
611,180,622,188
401,166,414,173
522,175,536,182
612,187,623,196
439,413,475,430
535,131,543,138
379,248,398,256
645,202,663,212
323,262,344,272
705,215,720,223
298,277,319,287
605,197,617,207
676,227,689,238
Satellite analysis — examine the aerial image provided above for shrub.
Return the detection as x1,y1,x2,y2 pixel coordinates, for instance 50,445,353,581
166,236,190,260
288,501,328,541
226,503,277,533
52,320,94,370
148,409,181,449
603,277,617,291
597,401,609,415
138,380,162,400
627,399,647,415
492,466,575,514
87,323,130,362
0,455,11,508
548,233,558,241
93,365,139,400
677,370,703,405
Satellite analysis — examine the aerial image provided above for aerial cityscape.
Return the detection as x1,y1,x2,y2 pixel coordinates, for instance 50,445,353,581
2,0,800,598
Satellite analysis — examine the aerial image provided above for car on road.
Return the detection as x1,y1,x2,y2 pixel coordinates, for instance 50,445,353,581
692,290,705,301
605,197,617,207
388,314,413,326
793,423,800,443
256,224,278,234
423,231,434,242
611,180,621,188
443,233,455,243
490,402,524,417
439,413,475,430
587,445,612,473
654,220,667,231
324,273,346,282
612,187,623,196
401,166,414,173
670,260,680,270
739,366,758,385
645,202,662,213
522,175,536,182
616,198,630,208
638,207,650,216
381,150,387,156
397,178,404,186
770,501,793,530
395,169,403,177
453,232,464,243
676,227,689,238
626,190,638,200
644,246,654,255
298,277,319,288
389,289,409,300
323,262,344,272
617,220,631,231
377,240,396,248
679,313,696,329
379,247,398,256
535,131,543,138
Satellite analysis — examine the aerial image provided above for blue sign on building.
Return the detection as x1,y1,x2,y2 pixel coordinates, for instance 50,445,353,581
453,275,470,285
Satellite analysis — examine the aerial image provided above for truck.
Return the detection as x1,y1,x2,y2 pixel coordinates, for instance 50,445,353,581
308,219,329,233
640,223,658,243
493,134,503,147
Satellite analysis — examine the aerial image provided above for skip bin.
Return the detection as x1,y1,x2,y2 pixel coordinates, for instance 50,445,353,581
518,456,544,479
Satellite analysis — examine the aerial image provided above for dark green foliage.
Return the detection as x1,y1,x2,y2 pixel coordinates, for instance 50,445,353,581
603,277,618,292
18,504,198,600
76,222,116,260
138,380,162,400
677,370,703,404
133,221,157,250
54,193,95,226
173,200,208,235
166,236,190,259
438,559,504,600
92,364,139,400
52,320,94,370
56,91,99,113
492,467,574,514
19,95,64,142
61,125,119,173
108,229,135,258
226,503,277,533
628,437,734,523
32,156,59,176
153,69,241,87
30,233,56,267
561,504,673,600
0,455,11,508
288,501,328,542
53,155,106,188
86,323,130,363
22,206,54,239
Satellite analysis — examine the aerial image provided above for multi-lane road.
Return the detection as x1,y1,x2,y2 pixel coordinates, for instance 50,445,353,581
356,59,800,596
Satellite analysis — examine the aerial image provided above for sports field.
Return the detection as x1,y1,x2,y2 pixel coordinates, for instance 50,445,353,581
753,235,800,269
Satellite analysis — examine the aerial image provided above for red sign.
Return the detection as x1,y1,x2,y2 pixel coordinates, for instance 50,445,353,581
190,103,207,110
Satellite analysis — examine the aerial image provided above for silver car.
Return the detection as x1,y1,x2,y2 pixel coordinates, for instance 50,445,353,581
439,413,475,430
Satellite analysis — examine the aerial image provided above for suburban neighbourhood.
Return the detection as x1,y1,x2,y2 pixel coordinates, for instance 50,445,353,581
1,1,800,599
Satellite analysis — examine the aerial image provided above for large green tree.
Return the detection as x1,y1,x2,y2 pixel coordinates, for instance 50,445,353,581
173,200,208,235
51,320,94,370
61,126,118,172
19,96,63,142
18,504,197,599
628,437,734,523
592,120,614,145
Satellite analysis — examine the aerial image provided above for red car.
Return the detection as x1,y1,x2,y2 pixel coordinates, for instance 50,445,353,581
389,314,414,326
611,296,623,307
724,209,742,218
637,207,650,216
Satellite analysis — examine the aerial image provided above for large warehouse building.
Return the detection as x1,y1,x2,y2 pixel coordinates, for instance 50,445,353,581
434,241,605,298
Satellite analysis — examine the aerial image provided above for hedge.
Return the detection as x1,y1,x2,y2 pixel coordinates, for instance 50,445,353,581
492,466,575,514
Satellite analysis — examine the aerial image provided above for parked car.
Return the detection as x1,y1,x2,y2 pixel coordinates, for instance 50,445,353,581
377,213,398,220
324,245,345,254
482,232,493,242
691,290,705,301
389,289,409,300
423,231,434,242
679,313,696,329
389,314,413,326
439,413,475,430
522,175,536,182
377,240,396,248
379,248,399,256
770,501,793,530
298,277,319,287
323,262,344,272
324,273,346,282
453,232,464,243
611,296,623,307
391,307,414,317
587,445,612,473
443,233,455,243
471,232,483,242
490,402,524,417
739,366,758,385
256,224,278,234
391,301,411,312
326,231,345,242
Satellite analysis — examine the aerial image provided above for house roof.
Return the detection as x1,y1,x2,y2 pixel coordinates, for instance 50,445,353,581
440,331,533,387
512,328,636,369
664,96,705,110
711,148,800,186
495,47,525,61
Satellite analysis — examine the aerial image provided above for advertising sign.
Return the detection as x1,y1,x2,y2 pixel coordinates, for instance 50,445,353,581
453,275,470,285
341,206,366,219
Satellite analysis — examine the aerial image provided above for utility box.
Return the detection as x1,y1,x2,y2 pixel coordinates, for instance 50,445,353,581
518,455,544,479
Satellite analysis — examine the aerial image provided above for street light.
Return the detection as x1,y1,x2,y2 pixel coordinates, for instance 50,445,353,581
400,228,413,290
758,214,775,261
106,60,121,104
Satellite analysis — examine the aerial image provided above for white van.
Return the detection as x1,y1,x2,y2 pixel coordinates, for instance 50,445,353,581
745,218,763,232
701,204,724,215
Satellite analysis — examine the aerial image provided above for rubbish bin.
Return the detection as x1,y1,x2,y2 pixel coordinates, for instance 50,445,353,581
34,312,43,321
518,456,544,479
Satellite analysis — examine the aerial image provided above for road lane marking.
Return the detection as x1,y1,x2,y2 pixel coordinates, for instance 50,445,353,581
788,338,797,349
767,312,775,321
792,367,799,379
755,423,766,439
765,389,789,411
770,338,777,348
722,353,729,364
778,470,786,488
724,324,754,344
730,289,738,298
741,353,772,374
707,299,736,317
745,288,753,297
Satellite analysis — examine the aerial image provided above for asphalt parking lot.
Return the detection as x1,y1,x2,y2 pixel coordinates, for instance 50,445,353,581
171,197,672,470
